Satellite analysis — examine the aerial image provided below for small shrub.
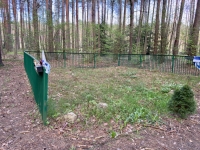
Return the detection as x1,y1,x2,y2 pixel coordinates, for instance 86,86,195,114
168,85,196,119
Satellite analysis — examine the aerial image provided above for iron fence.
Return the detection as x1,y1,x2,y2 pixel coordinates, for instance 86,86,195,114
25,51,200,76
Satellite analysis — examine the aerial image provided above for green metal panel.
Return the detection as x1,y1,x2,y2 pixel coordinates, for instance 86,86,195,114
24,51,48,125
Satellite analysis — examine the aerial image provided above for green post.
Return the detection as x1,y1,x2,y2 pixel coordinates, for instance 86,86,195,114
172,55,175,73
64,52,66,68
42,69,48,125
94,53,96,68
140,54,142,68
118,54,121,66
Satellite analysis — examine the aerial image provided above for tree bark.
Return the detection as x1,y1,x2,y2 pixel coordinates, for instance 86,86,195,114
0,20,4,66
97,0,101,51
20,0,24,50
187,0,200,56
154,0,161,54
12,0,19,57
27,0,32,50
118,0,122,32
72,0,75,50
111,0,114,29
168,0,178,54
76,0,79,51
3,0,12,52
173,0,185,55
136,0,144,53
82,0,85,51
62,0,66,52
47,0,54,52
92,0,96,51
66,0,70,49
123,0,127,34
33,0,40,57
104,0,106,23
160,0,167,54
143,0,150,54
129,0,134,56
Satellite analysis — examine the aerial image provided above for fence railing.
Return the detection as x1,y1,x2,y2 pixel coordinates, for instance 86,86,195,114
24,51,48,124
26,51,200,76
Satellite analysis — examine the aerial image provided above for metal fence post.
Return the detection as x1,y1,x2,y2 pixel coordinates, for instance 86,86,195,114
42,70,48,125
118,54,121,66
63,52,66,68
94,53,96,68
172,55,175,73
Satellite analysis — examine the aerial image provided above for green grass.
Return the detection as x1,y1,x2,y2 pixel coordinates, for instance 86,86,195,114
47,67,200,125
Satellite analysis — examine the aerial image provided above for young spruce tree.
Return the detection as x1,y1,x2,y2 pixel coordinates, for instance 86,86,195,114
168,85,196,119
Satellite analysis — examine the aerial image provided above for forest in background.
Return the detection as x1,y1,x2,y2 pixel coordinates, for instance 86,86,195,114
0,0,200,66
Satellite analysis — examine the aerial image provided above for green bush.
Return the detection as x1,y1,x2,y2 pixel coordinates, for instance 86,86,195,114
168,85,196,119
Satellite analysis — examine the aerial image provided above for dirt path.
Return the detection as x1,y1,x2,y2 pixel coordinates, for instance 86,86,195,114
0,61,70,150
0,60,200,150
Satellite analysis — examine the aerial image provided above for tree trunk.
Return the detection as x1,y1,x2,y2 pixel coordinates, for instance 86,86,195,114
129,0,134,56
27,0,32,50
123,0,127,35
12,0,19,57
118,0,122,32
82,0,85,51
92,0,96,51
72,0,75,50
33,0,40,57
3,0,12,52
160,0,167,54
76,0,79,52
143,0,150,54
173,0,185,55
0,20,4,66
54,0,61,52
47,0,54,52
136,0,144,53
154,0,161,54
168,0,178,54
104,0,106,23
97,0,101,51
111,0,114,29
66,0,70,50
187,0,200,56
20,0,24,50
62,0,66,52
149,0,156,51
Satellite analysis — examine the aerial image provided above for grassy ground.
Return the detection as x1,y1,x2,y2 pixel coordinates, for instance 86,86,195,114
48,66,200,126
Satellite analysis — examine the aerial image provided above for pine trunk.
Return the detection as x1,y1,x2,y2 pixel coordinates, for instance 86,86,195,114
0,21,4,66
173,0,185,55
154,0,161,54
92,0,96,51
33,0,40,57
187,0,200,56
66,0,70,49
62,0,66,52
129,0,134,56
76,0,79,52
136,0,144,53
160,0,167,54
20,0,24,50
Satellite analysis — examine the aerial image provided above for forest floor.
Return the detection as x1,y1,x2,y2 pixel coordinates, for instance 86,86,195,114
0,60,200,150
